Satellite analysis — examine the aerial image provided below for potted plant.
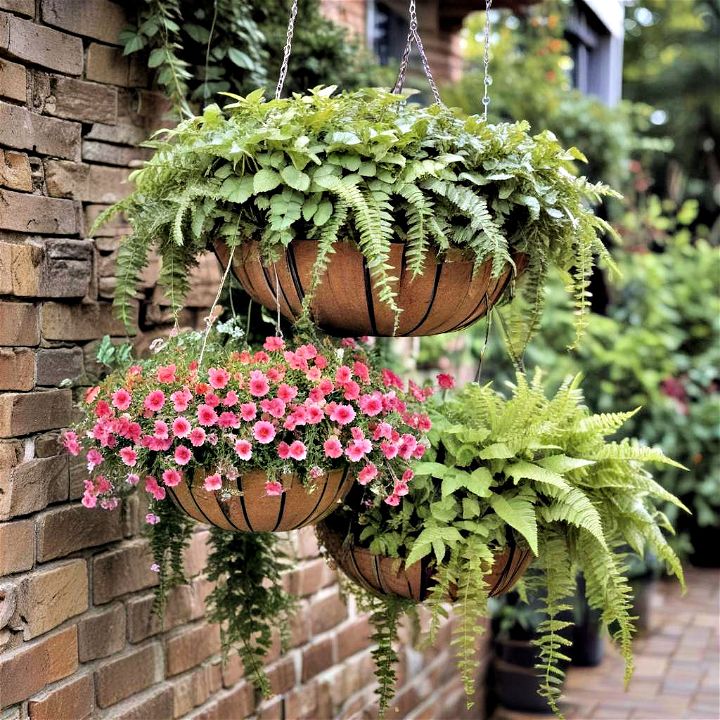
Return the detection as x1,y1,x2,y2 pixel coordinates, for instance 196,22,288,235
96,86,619,341
318,372,686,717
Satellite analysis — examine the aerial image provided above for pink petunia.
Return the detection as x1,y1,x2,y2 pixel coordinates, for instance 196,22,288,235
436,373,455,390
373,422,394,441
188,427,206,447
174,445,192,465
119,447,137,467
234,439,252,460
240,402,257,421
248,370,270,397
127,473,140,485
264,480,284,496
353,361,370,383
208,367,230,389
147,475,168,498
253,421,276,444
85,386,101,404
260,398,286,418
171,389,192,412
172,417,191,438
277,383,298,403
154,420,169,440
81,493,97,508
112,388,132,411
277,441,291,459
223,390,239,407
218,412,239,429
203,473,222,491
144,390,166,412
62,430,81,456
402,468,415,483
145,513,160,525
413,444,427,459
384,493,401,507
318,379,334,396
359,392,383,417
345,441,368,462
204,392,221,408
323,436,343,459
381,368,404,390
357,463,378,485
330,404,356,425
336,366,352,384
263,336,285,352
381,441,399,460
306,367,322,381
161,469,181,488
157,364,177,383
305,404,324,424
288,440,307,461
343,381,361,401
197,404,218,427
393,481,409,497
86,448,103,470
96,476,112,494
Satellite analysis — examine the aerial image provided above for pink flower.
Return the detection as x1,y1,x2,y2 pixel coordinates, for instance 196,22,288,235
161,469,182,487
174,445,192,465
264,336,285,351
373,422,394,441
264,480,284,496
393,481,409,497
260,398,286,418
85,386,100,404
413,444,427,459
172,417,191,438
381,368,404,390
145,513,160,525
277,383,298,402
218,412,239,429
277,441,291,459
381,441,398,459
96,476,111,494
330,404,356,425
86,448,103,470
81,493,97,508
111,388,132,411
204,392,221,408
249,370,270,397
203,473,222,491
384,493,401,507
119,447,137,467
359,392,383,416
345,441,369,462
343,381,361,401
234,439,252,460
288,440,307,461
305,404,324,424
398,434,418,460
171,389,192,412
198,404,218,427
353,361,370,383
154,420,169,440
306,367,322,381
144,390,166,412
147,475,168,498
208,367,230,389
189,427,206,447
358,463,378,485
336,366,352,384
157,364,177,383
253,421,276,444
437,373,455,390
127,473,140,485
240,402,257,421
150,563,160,573
323,436,343,459
318,379,334,396
62,431,81,456
223,390,239,407
402,468,414,483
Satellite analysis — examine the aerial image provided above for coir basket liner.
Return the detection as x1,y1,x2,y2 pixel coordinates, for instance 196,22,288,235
318,524,533,601
216,239,526,337
168,467,354,532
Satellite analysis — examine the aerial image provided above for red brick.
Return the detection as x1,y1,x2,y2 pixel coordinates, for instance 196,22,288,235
284,683,322,720
256,697,283,720
266,655,297,695
216,682,255,720
0,150,31,190
95,642,163,708
45,160,130,203
184,530,210,577
37,503,123,562
286,558,335,597
302,636,335,681
309,589,348,635
41,301,134,341
0,190,78,235
126,583,201,643
0,12,82,75
106,686,174,720
28,673,93,720
86,43,147,87
92,539,158,604
1,454,68,519
336,616,372,660
0,625,78,708
17,559,87,638
42,0,127,44
166,622,221,677
0,518,33,575
0,389,72,438
0,348,34,390
78,603,126,661
0,302,38,345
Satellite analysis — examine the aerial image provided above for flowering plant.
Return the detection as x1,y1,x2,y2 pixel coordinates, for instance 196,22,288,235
64,322,435,516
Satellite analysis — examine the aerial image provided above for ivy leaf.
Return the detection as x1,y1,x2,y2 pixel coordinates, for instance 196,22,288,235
220,176,254,204
412,462,449,479
253,169,282,194
313,199,333,226
280,166,311,192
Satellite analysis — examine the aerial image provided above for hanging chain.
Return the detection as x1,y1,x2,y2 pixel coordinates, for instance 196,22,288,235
392,0,442,105
482,0,493,120
275,0,299,99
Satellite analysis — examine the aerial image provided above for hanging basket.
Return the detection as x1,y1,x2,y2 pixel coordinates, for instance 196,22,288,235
167,467,354,532
318,525,533,601
215,240,526,337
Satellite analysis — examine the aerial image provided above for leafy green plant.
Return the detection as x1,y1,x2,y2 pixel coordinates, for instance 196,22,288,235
320,373,686,717
96,86,619,343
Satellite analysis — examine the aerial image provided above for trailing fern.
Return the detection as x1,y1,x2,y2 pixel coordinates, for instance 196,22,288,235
96,86,619,342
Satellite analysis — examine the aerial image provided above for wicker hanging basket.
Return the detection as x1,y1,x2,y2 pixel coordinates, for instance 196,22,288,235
167,467,354,532
216,240,525,337
317,524,533,601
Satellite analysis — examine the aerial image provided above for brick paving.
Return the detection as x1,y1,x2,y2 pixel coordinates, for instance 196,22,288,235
495,567,719,720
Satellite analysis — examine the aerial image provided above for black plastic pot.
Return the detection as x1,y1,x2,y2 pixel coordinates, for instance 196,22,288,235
688,522,720,568
570,577,605,666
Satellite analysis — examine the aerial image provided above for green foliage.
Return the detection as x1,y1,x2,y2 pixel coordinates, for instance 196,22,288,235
326,372,685,716
99,86,618,343
205,528,296,697
95,335,133,369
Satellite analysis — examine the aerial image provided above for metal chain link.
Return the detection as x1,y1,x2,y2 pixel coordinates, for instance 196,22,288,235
482,0,494,120
391,0,442,105
275,0,299,99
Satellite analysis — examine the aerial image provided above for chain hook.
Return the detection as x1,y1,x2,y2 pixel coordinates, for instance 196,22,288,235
482,0,494,120
275,0,299,99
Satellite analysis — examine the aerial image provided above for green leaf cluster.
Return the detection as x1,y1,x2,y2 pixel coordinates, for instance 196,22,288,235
327,372,686,716
99,85,619,340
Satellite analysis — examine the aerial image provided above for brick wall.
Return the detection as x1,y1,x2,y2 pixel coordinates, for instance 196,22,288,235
0,2,488,719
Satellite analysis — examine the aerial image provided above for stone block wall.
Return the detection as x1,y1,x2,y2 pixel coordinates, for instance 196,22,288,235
0,2,489,718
